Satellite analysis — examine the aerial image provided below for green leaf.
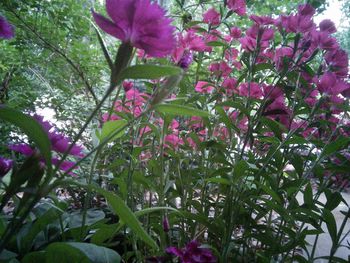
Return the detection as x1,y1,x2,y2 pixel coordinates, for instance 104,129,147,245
260,117,285,141
324,190,343,211
46,242,121,263
22,251,46,263
303,183,313,207
120,65,181,80
321,137,350,158
99,120,128,143
205,177,230,185
68,209,106,229
94,188,158,250
253,63,274,73
0,106,52,174
0,249,17,261
92,207,179,245
155,104,209,117
206,41,227,47
322,209,337,245
21,207,63,252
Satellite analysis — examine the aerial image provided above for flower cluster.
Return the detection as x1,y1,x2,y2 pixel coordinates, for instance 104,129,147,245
166,240,216,263
99,2,349,185
9,114,84,175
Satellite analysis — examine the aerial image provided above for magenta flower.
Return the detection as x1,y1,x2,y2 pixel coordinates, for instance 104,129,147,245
8,144,34,156
202,8,220,26
0,156,13,177
164,134,183,149
250,15,274,25
316,71,348,95
195,81,215,94
229,27,242,39
92,0,175,57
162,216,170,232
222,77,238,96
298,4,315,17
227,0,246,16
325,49,349,78
166,240,216,263
239,82,263,99
178,51,193,69
208,61,231,78
8,114,84,175
0,16,14,39
319,19,336,34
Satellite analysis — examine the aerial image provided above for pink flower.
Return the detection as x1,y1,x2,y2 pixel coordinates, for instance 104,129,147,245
208,61,231,78
325,49,349,78
164,134,183,149
203,8,220,26
240,25,274,52
187,116,204,130
0,16,14,39
222,78,238,96
230,111,248,132
166,240,216,263
250,15,274,25
92,0,175,57
279,13,315,33
224,47,239,62
274,47,294,71
298,4,315,17
304,90,319,106
310,31,339,51
319,19,336,34
195,81,215,94
239,82,262,99
227,0,246,16
316,72,348,95
102,112,121,122
122,81,133,92
230,27,242,38
247,25,274,41
214,126,230,141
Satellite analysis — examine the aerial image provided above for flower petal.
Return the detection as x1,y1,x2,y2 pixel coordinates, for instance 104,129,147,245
92,10,126,40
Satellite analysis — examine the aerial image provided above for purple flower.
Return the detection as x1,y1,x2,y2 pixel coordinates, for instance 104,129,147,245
162,216,170,232
0,156,13,177
33,114,85,157
33,114,53,133
319,19,337,34
227,0,246,16
166,240,216,263
298,4,315,17
325,49,349,78
202,8,220,26
92,0,175,57
49,132,84,157
52,158,77,176
9,144,35,156
178,51,193,69
0,16,14,39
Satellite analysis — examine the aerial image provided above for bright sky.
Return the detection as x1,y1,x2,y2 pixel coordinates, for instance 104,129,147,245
314,0,345,31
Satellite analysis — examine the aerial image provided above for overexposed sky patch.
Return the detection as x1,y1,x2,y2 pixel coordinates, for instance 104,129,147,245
314,0,344,31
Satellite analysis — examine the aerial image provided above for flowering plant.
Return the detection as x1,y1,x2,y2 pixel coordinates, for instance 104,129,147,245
0,0,349,262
